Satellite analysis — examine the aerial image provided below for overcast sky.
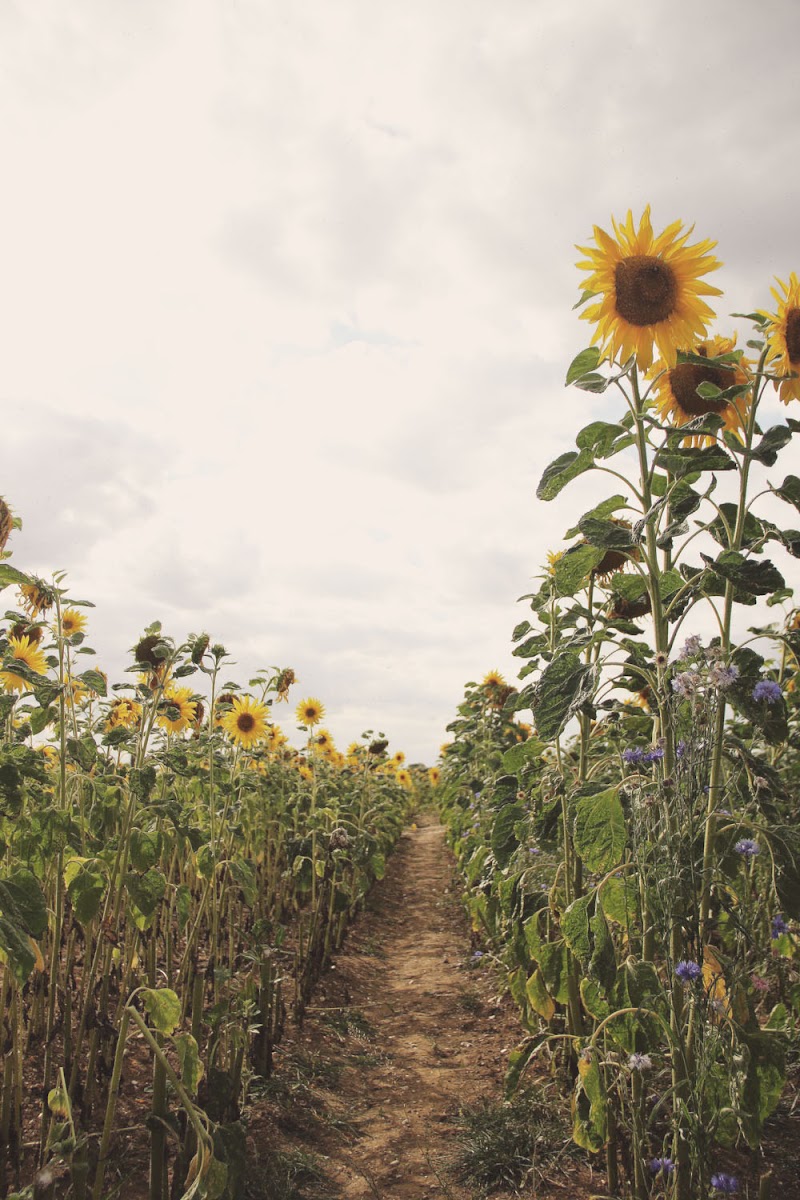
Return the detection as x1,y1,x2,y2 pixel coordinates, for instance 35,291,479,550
1,1,798,763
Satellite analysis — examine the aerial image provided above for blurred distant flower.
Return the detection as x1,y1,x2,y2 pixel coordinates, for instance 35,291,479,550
772,913,789,939
752,680,782,704
710,1174,739,1194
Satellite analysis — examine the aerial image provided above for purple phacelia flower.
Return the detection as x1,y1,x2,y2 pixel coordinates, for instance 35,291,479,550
752,680,782,704
623,747,645,765
643,747,664,763
675,960,702,983
672,671,700,698
771,913,789,939
710,1174,739,1194
708,662,739,690
649,1157,675,1175
734,838,760,858
627,1052,653,1071
679,635,702,658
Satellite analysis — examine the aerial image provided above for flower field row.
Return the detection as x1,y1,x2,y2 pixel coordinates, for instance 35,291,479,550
440,212,800,1198
0,520,427,1198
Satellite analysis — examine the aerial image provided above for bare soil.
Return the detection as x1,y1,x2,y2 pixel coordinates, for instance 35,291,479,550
251,815,597,1199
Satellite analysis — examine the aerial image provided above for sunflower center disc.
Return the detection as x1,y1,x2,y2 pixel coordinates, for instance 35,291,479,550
614,256,678,326
238,713,256,733
669,363,734,417
785,307,800,364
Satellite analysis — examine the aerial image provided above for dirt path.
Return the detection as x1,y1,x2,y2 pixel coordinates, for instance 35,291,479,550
256,815,587,1199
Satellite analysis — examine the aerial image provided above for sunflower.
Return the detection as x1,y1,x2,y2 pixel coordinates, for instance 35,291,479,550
428,767,441,786
59,609,88,638
482,670,506,689
391,750,405,766
222,695,269,749
1,634,48,692
18,580,55,617
545,550,564,577
313,728,335,753
66,678,90,707
651,336,751,446
576,206,722,372
396,769,412,789
157,686,197,735
106,697,143,731
295,696,325,727
764,272,800,404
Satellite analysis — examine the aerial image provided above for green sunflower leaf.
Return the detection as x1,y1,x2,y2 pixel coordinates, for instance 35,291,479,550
537,450,594,501
566,347,602,385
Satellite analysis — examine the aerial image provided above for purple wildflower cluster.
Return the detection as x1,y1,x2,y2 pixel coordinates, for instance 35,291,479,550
771,913,789,939
710,1173,739,1194
752,679,782,704
679,634,702,658
649,1156,674,1175
734,838,760,858
623,745,665,766
675,960,702,983
708,662,739,689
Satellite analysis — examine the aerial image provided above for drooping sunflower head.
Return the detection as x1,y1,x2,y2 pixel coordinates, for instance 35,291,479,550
1,634,48,692
0,497,13,552
609,590,652,621
586,519,640,583
576,206,722,372
222,695,269,749
295,696,325,728
275,667,296,702
651,336,752,446
18,579,56,617
157,686,197,735
765,271,800,404
10,621,43,645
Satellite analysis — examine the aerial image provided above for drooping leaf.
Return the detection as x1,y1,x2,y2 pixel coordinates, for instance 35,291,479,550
537,450,594,501
531,652,597,740
574,787,626,873
141,987,181,1036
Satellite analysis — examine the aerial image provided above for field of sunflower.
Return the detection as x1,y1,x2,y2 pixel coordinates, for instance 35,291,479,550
441,212,800,1200
0,522,423,1198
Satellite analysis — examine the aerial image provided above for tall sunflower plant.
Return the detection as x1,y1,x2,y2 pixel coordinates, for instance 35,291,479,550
444,209,800,1200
